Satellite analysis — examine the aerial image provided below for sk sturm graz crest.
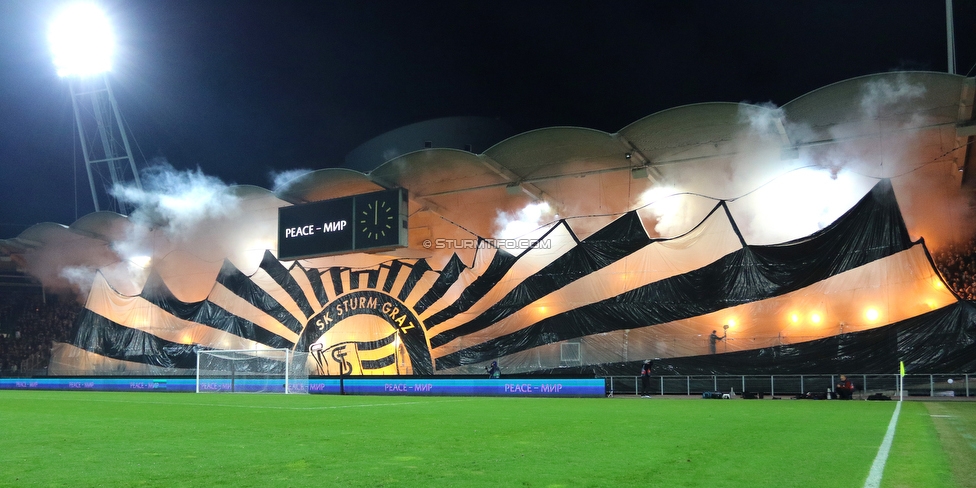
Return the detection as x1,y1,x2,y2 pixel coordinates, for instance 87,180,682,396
297,290,432,375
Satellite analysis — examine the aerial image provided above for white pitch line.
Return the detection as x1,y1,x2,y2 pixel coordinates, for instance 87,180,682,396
863,401,902,488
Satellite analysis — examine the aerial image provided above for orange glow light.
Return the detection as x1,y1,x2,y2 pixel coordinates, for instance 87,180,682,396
865,308,880,321
790,313,800,324
810,313,822,324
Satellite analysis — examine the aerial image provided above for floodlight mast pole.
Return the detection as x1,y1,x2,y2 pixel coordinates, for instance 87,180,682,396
51,2,142,215
66,73,142,214
946,0,956,75
68,80,100,213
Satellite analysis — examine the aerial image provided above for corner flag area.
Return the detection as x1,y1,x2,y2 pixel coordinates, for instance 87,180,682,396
1,392,973,487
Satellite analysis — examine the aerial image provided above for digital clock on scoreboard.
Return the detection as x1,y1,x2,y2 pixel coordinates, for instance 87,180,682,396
277,188,408,260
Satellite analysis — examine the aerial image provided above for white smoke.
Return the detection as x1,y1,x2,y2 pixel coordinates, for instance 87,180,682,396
494,201,556,240
58,265,98,298
730,167,870,244
20,160,285,299
638,185,696,238
858,76,926,120
635,102,804,240
739,102,786,134
269,168,314,192
113,161,241,236
103,160,245,293
636,75,963,246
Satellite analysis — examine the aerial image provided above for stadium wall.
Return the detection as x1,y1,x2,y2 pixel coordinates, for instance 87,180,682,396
0,377,605,397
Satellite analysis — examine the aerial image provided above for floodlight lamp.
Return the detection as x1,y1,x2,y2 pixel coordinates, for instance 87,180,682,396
49,3,115,77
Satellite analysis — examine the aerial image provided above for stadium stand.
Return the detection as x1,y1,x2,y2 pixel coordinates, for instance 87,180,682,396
0,284,80,375
932,238,976,301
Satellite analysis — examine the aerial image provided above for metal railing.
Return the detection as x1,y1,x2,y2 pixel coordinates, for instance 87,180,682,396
605,374,974,398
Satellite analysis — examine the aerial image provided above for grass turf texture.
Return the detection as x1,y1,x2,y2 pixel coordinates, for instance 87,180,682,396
0,392,971,487
920,402,976,488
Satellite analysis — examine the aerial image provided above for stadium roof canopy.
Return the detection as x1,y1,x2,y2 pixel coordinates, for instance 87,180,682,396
277,72,971,242
2,71,974,287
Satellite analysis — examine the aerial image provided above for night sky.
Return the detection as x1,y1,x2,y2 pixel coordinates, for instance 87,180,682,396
1,0,974,239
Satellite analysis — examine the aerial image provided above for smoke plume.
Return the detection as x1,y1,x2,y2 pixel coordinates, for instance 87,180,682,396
113,161,242,237
269,168,314,192
638,75,973,248
98,161,243,295
494,201,556,241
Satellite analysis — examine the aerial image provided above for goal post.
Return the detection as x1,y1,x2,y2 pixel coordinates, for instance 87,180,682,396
196,348,309,394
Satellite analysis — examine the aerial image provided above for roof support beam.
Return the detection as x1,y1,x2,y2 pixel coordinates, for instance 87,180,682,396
616,134,663,182
476,155,553,204
367,174,449,217
958,78,976,187
774,117,800,160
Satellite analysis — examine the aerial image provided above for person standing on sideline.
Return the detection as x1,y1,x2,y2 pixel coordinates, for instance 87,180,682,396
486,360,501,379
640,359,654,398
708,329,726,354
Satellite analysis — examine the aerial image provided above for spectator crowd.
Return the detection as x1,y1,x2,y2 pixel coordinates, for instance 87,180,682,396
0,289,80,375
931,238,976,301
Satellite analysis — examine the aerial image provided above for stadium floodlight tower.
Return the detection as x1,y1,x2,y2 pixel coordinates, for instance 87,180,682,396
49,3,142,215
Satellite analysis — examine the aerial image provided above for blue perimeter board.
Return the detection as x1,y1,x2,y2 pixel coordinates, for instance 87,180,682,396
0,378,606,397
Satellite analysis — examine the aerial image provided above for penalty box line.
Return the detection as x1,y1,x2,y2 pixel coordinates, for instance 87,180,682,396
863,400,902,488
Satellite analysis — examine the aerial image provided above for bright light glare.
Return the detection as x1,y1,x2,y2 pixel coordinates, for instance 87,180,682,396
495,201,552,240
810,313,822,324
49,3,114,77
865,308,880,322
129,255,152,268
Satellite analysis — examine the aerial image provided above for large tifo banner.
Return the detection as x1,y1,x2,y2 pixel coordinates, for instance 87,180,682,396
48,180,976,377
0,378,605,397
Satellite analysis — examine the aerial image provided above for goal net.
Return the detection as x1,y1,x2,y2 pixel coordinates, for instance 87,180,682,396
196,348,309,394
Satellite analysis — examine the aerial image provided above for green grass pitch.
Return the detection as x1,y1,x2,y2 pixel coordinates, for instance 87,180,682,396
1,391,972,487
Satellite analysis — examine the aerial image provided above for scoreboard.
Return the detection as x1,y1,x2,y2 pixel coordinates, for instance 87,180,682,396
278,188,408,260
